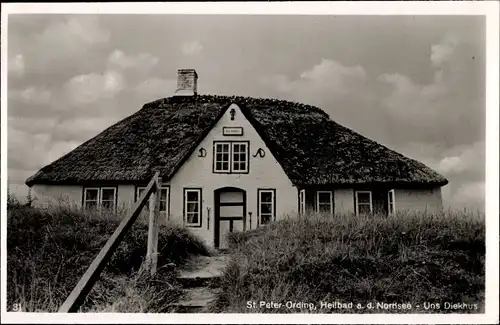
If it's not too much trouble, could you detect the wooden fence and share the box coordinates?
[58,171,162,313]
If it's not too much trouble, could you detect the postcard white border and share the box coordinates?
[1,1,498,324]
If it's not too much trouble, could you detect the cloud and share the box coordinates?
[134,77,177,101]
[10,87,52,106]
[181,40,204,56]
[108,50,159,72]
[259,58,369,105]
[9,54,25,77]
[431,34,460,68]
[63,70,125,106]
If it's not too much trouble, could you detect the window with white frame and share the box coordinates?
[316,191,333,215]
[388,189,396,215]
[184,188,201,227]
[136,186,169,214]
[355,191,372,215]
[83,187,116,211]
[214,141,248,173]
[299,189,306,215]
[258,189,275,225]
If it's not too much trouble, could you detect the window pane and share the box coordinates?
[239,153,246,161]
[319,203,331,213]
[137,188,145,199]
[160,200,167,212]
[240,162,246,171]
[222,162,229,171]
[216,162,222,171]
[318,192,331,204]
[358,204,371,214]
[261,203,272,214]
[187,202,199,213]
[187,213,199,224]
[261,214,271,225]
[357,192,370,204]
[102,200,115,210]
[160,189,168,200]
[102,188,115,201]
[187,191,199,202]
[86,189,98,201]
[223,153,229,161]
[261,192,272,202]
[85,201,97,210]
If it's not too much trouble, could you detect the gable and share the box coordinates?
[169,103,293,187]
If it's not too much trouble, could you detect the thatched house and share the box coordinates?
[26,69,448,248]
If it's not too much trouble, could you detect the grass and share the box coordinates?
[210,210,485,314]
[6,198,210,313]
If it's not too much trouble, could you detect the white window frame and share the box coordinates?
[84,187,100,210]
[232,142,249,173]
[258,189,275,225]
[214,143,231,173]
[355,191,373,215]
[136,186,169,216]
[388,189,396,215]
[316,191,333,215]
[299,189,306,216]
[213,141,249,173]
[100,187,117,211]
[83,187,117,211]
[184,188,202,227]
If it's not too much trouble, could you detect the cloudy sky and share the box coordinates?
[7,14,485,211]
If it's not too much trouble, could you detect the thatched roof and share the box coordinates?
[26,95,448,187]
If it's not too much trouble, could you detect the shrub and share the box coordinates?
[212,210,485,313]
[7,204,209,312]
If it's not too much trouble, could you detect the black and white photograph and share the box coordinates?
[1,2,498,324]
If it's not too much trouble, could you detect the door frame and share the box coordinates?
[214,187,247,248]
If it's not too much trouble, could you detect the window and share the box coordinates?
[299,189,306,215]
[388,189,396,215]
[258,189,275,225]
[316,191,333,215]
[214,141,249,173]
[101,188,116,210]
[184,188,202,227]
[84,188,99,210]
[83,187,116,211]
[214,143,230,172]
[136,186,169,215]
[355,191,372,215]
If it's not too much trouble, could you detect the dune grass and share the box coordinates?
[6,199,210,312]
[211,210,485,313]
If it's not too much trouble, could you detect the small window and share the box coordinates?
[299,189,306,216]
[84,188,99,210]
[83,187,116,211]
[213,141,249,173]
[136,186,169,214]
[356,191,372,215]
[388,189,396,215]
[214,143,230,172]
[184,188,201,227]
[232,142,248,172]
[316,191,333,215]
[258,189,275,225]
[101,187,116,211]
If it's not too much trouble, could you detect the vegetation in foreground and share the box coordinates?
[211,210,485,313]
[7,198,210,312]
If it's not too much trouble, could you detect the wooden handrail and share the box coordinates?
[58,171,160,313]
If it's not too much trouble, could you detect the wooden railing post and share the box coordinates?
[147,176,161,275]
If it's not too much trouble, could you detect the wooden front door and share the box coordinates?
[214,187,246,249]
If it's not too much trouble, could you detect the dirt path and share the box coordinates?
[173,253,229,312]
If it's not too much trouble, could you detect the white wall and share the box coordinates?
[395,187,443,214]
[31,184,83,208]
[334,189,355,215]
[169,103,298,247]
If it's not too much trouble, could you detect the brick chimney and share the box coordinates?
[174,69,198,96]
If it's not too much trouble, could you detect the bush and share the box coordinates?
[211,211,485,313]
[7,204,209,312]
